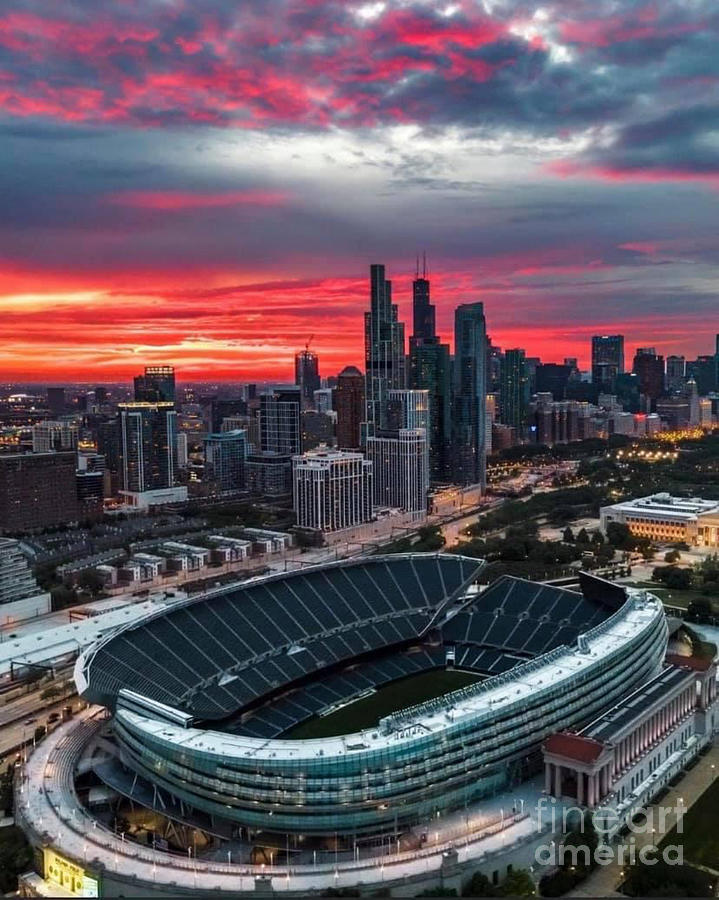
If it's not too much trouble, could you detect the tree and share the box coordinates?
[576,528,590,545]
[498,869,535,896]
[605,521,633,549]
[590,530,604,545]
[462,872,494,897]
[0,827,33,894]
[664,550,681,563]
[562,527,575,543]
[687,597,714,620]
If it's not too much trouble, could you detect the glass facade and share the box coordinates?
[112,600,667,837]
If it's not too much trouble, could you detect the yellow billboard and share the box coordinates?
[43,849,99,897]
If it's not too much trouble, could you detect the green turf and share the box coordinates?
[283,668,482,739]
[660,774,719,868]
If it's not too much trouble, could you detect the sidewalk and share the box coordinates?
[568,743,719,897]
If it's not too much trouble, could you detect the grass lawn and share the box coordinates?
[660,774,719,869]
[283,668,482,740]
[631,582,705,610]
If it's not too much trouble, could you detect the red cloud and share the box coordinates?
[108,190,289,210]
[547,159,719,188]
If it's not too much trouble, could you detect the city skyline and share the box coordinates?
[1,1,718,380]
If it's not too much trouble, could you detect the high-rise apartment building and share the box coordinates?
[365,429,428,513]
[452,303,487,489]
[260,388,302,455]
[335,366,365,450]
[204,429,248,494]
[118,402,186,507]
[134,365,176,403]
[293,448,373,533]
[31,420,79,453]
[295,349,321,408]
[364,264,406,438]
[0,538,51,624]
[500,348,529,439]
[0,451,79,533]
[591,335,624,390]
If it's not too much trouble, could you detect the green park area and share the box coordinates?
[660,775,719,871]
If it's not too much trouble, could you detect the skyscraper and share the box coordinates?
[260,387,302,455]
[632,348,665,407]
[118,401,186,507]
[293,448,373,532]
[452,303,487,489]
[294,348,320,408]
[134,366,176,403]
[666,356,686,392]
[364,264,406,438]
[591,335,624,390]
[335,366,365,449]
[409,254,435,346]
[204,430,248,494]
[46,387,66,418]
[407,261,451,481]
[500,348,529,439]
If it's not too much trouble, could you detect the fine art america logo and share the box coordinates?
[534,798,686,867]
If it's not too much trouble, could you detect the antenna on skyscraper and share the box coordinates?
[415,255,420,278]
[422,250,427,278]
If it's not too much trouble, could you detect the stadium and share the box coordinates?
[72,553,668,847]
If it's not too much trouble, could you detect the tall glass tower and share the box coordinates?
[452,303,487,489]
[363,264,406,439]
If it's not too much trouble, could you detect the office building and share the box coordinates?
[176,432,189,468]
[364,263,406,438]
[687,355,718,396]
[295,349,321,408]
[0,537,51,624]
[633,348,665,406]
[601,493,719,547]
[31,420,79,453]
[313,388,333,414]
[665,355,686,392]
[293,448,373,533]
[246,453,293,496]
[452,303,487,488]
[407,265,451,482]
[499,348,529,438]
[200,396,247,435]
[118,402,186,507]
[46,386,66,417]
[134,365,176,403]
[260,387,301,455]
[535,363,572,400]
[0,451,79,533]
[335,366,365,449]
[591,335,624,390]
[366,428,428,513]
[409,254,434,346]
[204,429,248,493]
[301,411,335,450]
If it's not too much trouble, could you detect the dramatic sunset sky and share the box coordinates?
[1,0,718,381]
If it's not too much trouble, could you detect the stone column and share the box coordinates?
[554,764,562,799]
[577,771,584,806]
[545,762,552,795]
